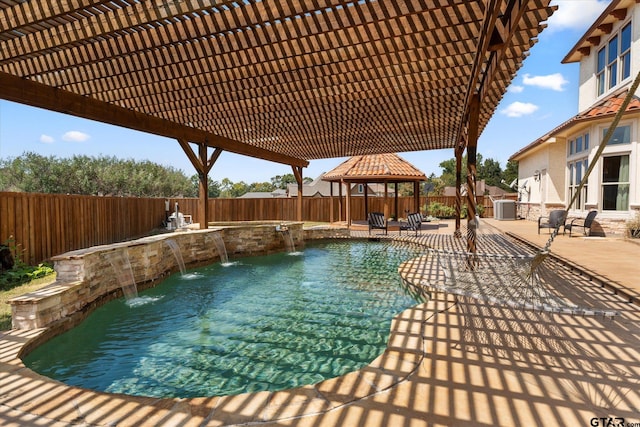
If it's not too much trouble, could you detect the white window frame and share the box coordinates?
[596,21,632,97]
[568,131,590,156]
[601,154,631,211]
[568,158,589,211]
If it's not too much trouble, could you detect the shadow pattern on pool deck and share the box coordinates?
[2,225,640,426]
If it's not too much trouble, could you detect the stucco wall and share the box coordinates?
[578,7,640,111]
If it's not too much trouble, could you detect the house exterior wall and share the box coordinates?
[514,3,640,235]
[578,6,640,111]
[515,140,567,220]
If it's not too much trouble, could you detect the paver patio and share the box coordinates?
[1,219,639,426]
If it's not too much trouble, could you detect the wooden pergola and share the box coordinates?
[0,0,556,248]
[322,153,426,226]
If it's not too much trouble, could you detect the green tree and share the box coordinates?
[0,152,195,197]
[270,173,312,189]
[249,182,276,192]
[503,160,518,191]
[424,173,445,196]
[479,157,503,187]
[438,153,485,187]
[189,175,221,198]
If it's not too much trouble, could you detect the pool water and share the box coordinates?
[24,239,424,398]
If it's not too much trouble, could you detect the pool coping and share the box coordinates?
[3,228,640,425]
[1,234,430,426]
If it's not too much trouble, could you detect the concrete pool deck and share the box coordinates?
[1,220,639,426]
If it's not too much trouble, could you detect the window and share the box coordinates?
[597,22,632,96]
[602,155,630,210]
[568,132,590,156]
[568,158,589,210]
[603,125,631,145]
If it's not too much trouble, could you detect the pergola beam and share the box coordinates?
[0,71,309,169]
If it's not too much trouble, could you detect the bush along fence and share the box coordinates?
[0,192,512,265]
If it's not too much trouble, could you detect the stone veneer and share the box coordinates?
[10,222,349,330]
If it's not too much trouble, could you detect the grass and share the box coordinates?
[0,273,56,331]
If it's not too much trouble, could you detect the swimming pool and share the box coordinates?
[23,239,424,398]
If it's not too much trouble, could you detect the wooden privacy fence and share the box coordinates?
[1,192,514,265]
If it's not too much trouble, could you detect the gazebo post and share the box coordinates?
[346,182,352,227]
[394,182,399,219]
[339,179,344,222]
[383,182,389,219]
[364,182,369,221]
[329,181,334,223]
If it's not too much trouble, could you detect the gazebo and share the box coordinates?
[322,153,426,226]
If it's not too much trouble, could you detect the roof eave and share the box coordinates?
[562,0,627,64]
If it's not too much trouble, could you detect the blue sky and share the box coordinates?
[0,0,610,184]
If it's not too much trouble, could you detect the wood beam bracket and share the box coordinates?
[177,139,221,175]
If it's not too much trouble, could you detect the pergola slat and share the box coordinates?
[0,0,555,166]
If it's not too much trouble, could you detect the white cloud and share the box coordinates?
[509,85,524,93]
[39,134,55,144]
[62,130,90,142]
[547,0,609,32]
[501,102,539,118]
[523,73,569,91]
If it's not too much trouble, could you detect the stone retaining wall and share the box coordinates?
[10,222,334,330]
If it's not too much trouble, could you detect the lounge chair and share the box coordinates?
[537,210,566,234]
[400,212,422,236]
[564,210,598,237]
[367,212,387,235]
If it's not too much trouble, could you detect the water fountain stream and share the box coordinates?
[278,226,302,256]
[164,239,186,275]
[211,233,230,265]
[104,250,138,301]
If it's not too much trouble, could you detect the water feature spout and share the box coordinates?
[277,225,299,254]
[104,250,138,301]
[211,232,229,264]
[164,239,186,275]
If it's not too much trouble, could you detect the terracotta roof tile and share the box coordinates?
[510,89,640,161]
[322,153,426,181]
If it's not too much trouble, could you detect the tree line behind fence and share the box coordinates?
[0,192,515,265]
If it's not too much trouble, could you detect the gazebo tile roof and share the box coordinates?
[322,153,426,182]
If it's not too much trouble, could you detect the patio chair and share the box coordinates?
[367,212,387,235]
[537,210,567,234]
[400,212,422,236]
[564,210,598,237]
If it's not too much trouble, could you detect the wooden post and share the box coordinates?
[466,95,480,253]
[329,181,334,223]
[292,166,303,222]
[345,181,352,227]
[177,139,221,229]
[338,180,344,222]
[383,182,389,219]
[394,182,399,219]
[364,181,369,220]
[198,144,209,227]
[455,147,463,237]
